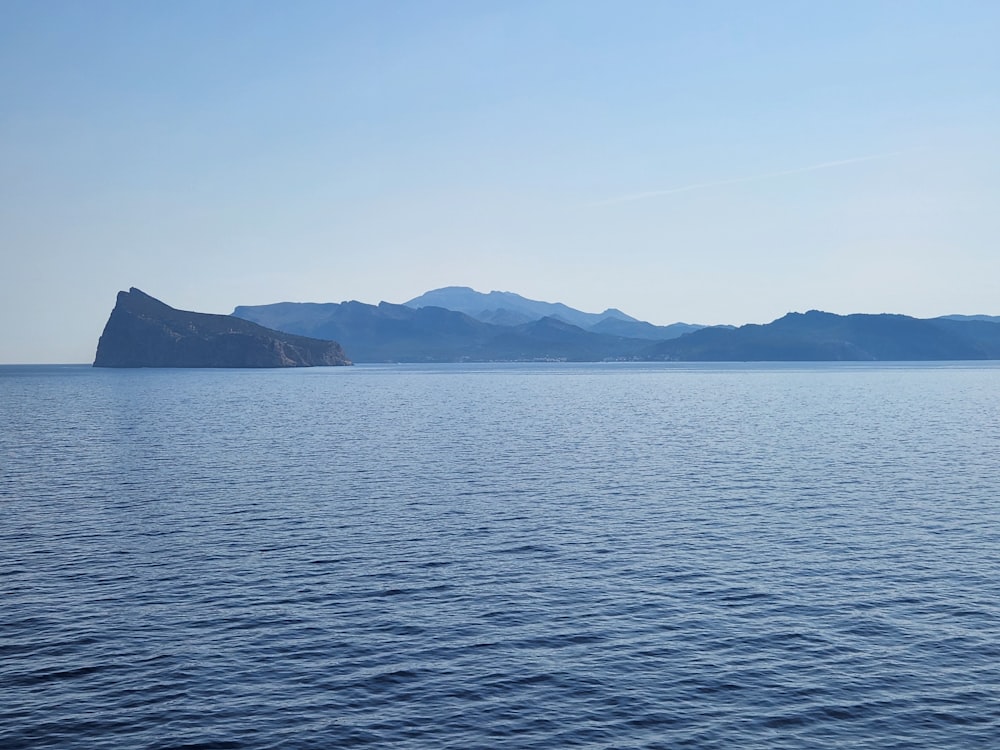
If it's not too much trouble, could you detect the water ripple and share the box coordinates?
[2,363,1000,748]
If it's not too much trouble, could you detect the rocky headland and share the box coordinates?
[94,288,351,368]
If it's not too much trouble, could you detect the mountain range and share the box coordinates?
[231,300,645,362]
[232,287,1000,363]
[646,310,1000,361]
[403,286,703,339]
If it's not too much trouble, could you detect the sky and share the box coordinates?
[2,0,998,363]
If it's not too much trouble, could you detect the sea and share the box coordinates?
[2,362,999,749]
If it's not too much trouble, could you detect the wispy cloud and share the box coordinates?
[591,151,905,207]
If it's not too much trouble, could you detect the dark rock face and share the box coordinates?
[94,288,351,368]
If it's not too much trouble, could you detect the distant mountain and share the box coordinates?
[925,317,1000,355]
[233,300,647,362]
[404,286,636,328]
[232,292,1000,363]
[95,288,351,368]
[403,286,700,340]
[938,314,1000,324]
[587,317,705,340]
[235,301,499,362]
[645,310,1000,361]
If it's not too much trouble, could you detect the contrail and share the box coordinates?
[591,151,904,207]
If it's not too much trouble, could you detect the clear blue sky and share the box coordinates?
[2,0,998,362]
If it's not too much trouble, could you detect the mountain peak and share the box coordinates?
[404,287,646,330]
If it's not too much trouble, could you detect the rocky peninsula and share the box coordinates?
[94,288,351,368]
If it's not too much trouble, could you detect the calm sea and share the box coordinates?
[2,362,1000,749]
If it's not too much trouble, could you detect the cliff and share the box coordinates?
[94,288,351,368]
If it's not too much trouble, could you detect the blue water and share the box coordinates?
[2,362,1000,749]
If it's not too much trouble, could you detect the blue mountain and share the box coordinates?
[232,290,1000,363]
[403,286,699,340]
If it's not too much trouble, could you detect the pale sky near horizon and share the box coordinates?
[2,0,998,363]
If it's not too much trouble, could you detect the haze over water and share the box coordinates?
[3,363,1000,748]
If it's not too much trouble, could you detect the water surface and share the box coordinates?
[2,363,999,748]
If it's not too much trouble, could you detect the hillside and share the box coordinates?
[646,310,1000,361]
[234,291,1000,363]
[233,300,646,362]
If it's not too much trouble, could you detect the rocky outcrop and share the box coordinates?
[94,288,351,368]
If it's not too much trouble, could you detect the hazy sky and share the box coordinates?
[2,1,998,363]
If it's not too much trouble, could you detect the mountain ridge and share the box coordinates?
[645,310,1000,361]
[404,286,642,329]
[234,298,1000,362]
[402,286,704,341]
[233,294,1000,363]
[233,299,645,362]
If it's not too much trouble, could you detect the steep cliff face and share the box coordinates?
[94,288,351,368]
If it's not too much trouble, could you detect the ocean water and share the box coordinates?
[2,362,999,749]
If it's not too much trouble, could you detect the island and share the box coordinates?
[93,288,351,368]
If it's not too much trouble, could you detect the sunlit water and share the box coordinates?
[2,362,1000,749]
